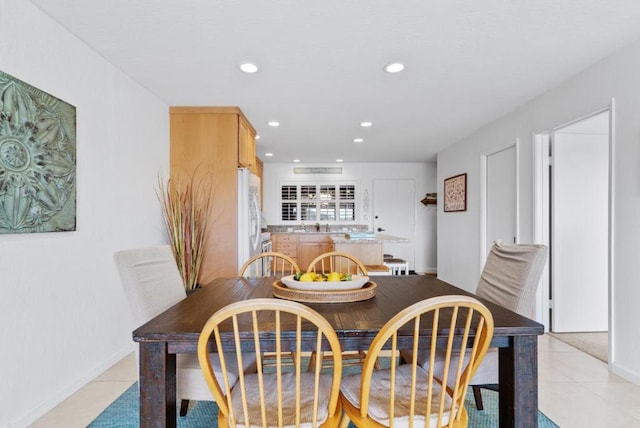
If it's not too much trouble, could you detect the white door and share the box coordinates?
[373,179,415,269]
[486,146,517,254]
[551,127,609,332]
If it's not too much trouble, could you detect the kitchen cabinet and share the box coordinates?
[238,116,256,171]
[169,106,260,283]
[272,233,335,272]
[272,234,298,272]
[297,234,334,271]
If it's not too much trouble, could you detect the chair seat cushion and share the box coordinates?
[177,352,257,401]
[230,371,333,428]
[400,347,499,387]
[340,364,454,428]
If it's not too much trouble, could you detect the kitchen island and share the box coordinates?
[331,233,409,267]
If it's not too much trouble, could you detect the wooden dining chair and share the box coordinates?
[339,295,494,428]
[306,251,373,372]
[239,252,301,370]
[307,251,369,276]
[114,245,257,416]
[197,298,343,428]
[239,251,300,278]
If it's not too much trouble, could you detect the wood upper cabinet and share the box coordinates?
[169,106,257,283]
[238,116,256,171]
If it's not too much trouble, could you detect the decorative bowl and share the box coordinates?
[280,274,369,291]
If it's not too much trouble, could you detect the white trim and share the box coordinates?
[607,99,616,367]
[12,346,134,427]
[533,133,550,329]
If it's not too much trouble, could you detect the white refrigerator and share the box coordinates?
[237,168,262,271]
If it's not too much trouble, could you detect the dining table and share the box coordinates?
[133,274,544,428]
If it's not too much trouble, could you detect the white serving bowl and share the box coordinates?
[280,274,369,291]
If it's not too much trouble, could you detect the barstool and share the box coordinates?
[384,258,409,275]
[364,264,392,276]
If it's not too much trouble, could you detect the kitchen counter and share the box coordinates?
[331,233,409,266]
[330,233,409,244]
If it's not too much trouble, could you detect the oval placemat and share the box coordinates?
[272,280,376,303]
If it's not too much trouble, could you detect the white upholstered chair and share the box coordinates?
[114,245,257,416]
[401,241,548,410]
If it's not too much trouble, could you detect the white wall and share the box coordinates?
[437,38,640,383]
[262,162,437,273]
[0,1,169,425]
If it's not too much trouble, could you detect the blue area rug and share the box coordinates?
[89,382,558,427]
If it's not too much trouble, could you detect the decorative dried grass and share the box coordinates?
[157,173,213,290]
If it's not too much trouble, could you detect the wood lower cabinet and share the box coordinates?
[272,233,334,273]
[272,234,298,273]
[297,234,334,272]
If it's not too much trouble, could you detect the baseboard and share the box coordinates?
[10,345,134,428]
[609,360,640,385]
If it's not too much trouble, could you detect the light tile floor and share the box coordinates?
[30,334,640,427]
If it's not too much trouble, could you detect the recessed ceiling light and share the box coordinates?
[255,134,261,139]
[268,121,280,127]
[264,152,273,157]
[336,159,344,163]
[239,62,259,73]
[384,62,405,73]
[360,121,373,127]
[353,138,364,143]
[293,159,300,163]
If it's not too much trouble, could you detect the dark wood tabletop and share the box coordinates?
[133,275,544,428]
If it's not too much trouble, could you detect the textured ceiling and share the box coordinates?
[31,0,640,163]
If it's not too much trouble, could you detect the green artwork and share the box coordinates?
[0,70,76,234]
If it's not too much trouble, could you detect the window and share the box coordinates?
[280,183,356,223]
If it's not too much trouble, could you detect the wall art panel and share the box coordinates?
[0,70,76,234]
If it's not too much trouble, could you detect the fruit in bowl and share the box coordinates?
[280,272,368,291]
[294,271,353,282]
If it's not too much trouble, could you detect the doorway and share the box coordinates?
[481,143,518,261]
[372,179,416,270]
[534,108,611,359]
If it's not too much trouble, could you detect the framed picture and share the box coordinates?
[443,173,467,212]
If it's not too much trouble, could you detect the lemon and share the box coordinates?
[327,272,341,282]
[299,273,314,282]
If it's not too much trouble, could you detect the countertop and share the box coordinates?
[331,233,409,244]
[268,230,408,243]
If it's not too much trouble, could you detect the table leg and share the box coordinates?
[498,335,538,428]
[139,342,177,428]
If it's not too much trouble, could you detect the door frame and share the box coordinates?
[532,102,615,363]
[480,140,519,266]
